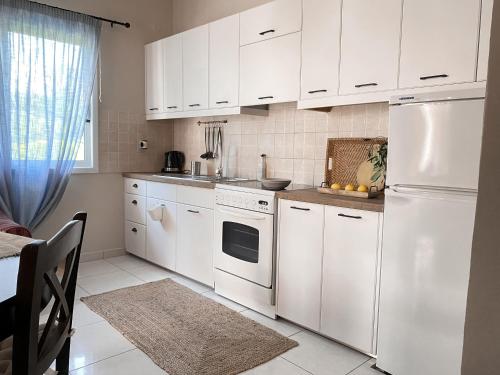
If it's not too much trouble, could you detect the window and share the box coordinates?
[74,87,99,173]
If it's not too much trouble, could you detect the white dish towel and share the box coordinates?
[148,205,165,222]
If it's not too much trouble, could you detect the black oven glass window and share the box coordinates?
[222,222,259,263]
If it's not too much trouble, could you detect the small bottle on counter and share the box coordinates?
[258,154,267,181]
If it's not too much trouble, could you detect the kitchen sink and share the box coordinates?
[152,174,250,183]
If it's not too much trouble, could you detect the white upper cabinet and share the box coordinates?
[339,0,402,95]
[399,0,482,88]
[163,34,183,113]
[301,0,342,100]
[145,40,164,115]
[240,0,302,46]
[477,0,494,81]
[240,32,301,106]
[182,25,209,111]
[209,15,240,109]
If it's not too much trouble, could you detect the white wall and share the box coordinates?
[32,0,174,261]
[172,0,272,33]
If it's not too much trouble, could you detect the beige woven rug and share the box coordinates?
[0,232,34,260]
[81,279,298,375]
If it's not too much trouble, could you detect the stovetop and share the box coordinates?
[216,180,311,196]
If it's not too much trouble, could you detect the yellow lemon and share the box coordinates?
[357,184,368,193]
[330,183,342,190]
[345,184,355,191]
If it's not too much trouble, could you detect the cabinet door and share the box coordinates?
[145,40,164,115]
[164,34,183,113]
[321,207,381,354]
[176,204,214,286]
[209,15,240,109]
[277,200,324,330]
[301,0,342,100]
[339,0,402,95]
[125,221,146,259]
[399,0,481,88]
[240,33,301,106]
[240,0,302,46]
[146,198,177,270]
[477,0,494,81]
[183,25,209,111]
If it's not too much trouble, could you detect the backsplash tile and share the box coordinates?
[173,102,388,186]
[99,110,173,173]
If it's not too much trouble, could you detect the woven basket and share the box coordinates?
[323,138,387,187]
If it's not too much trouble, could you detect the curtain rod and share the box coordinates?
[30,1,131,28]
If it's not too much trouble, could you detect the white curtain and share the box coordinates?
[0,0,101,230]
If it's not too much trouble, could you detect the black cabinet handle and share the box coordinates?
[259,29,275,36]
[338,213,362,220]
[131,227,137,233]
[167,106,177,109]
[131,200,137,205]
[354,83,378,88]
[148,107,159,111]
[216,101,229,104]
[258,96,274,100]
[308,89,328,94]
[420,74,448,81]
[132,184,138,188]
[187,209,200,214]
[291,206,310,212]
[189,104,201,107]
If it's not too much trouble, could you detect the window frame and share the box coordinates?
[73,85,99,174]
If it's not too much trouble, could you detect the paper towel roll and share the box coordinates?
[148,205,164,221]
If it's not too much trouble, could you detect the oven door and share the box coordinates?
[214,204,274,288]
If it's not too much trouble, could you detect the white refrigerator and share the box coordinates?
[377,90,485,375]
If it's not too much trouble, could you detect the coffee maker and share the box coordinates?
[161,151,185,173]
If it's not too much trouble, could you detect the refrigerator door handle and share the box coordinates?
[391,185,477,196]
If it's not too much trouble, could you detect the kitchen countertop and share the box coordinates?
[122,172,217,189]
[276,188,385,212]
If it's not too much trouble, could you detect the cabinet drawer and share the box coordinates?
[124,194,146,224]
[240,0,302,46]
[177,186,214,209]
[125,221,146,258]
[240,33,301,106]
[124,178,146,196]
[147,181,177,202]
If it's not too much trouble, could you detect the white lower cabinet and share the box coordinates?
[176,204,214,286]
[125,221,146,258]
[277,200,324,331]
[277,199,383,355]
[146,198,177,270]
[321,206,382,354]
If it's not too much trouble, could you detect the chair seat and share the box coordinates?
[0,325,58,375]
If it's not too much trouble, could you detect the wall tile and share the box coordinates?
[172,102,388,186]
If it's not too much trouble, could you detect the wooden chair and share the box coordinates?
[0,212,87,375]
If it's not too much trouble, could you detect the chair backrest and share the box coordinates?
[12,212,87,375]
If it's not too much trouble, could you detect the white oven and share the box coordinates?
[214,204,274,287]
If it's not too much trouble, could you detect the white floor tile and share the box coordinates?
[77,270,144,295]
[170,275,212,294]
[281,331,369,375]
[202,291,248,312]
[241,357,310,375]
[72,304,105,328]
[105,255,151,272]
[70,349,167,375]
[69,321,135,371]
[241,310,303,337]
[78,260,121,279]
[348,359,378,375]
[125,263,175,283]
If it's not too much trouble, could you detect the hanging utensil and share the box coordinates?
[200,126,209,159]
